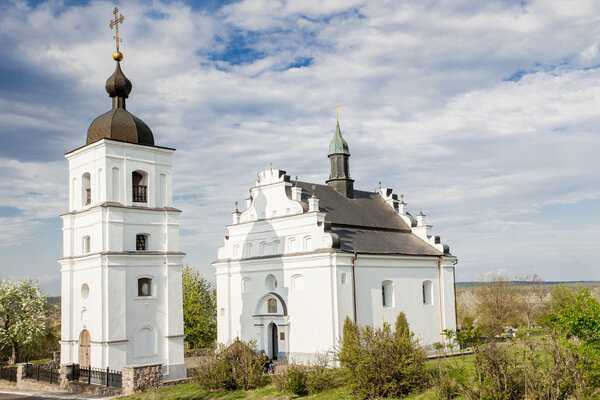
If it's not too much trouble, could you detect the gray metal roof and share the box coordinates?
[296,181,443,256]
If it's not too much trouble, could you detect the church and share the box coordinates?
[58,9,186,380]
[214,117,457,361]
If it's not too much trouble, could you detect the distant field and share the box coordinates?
[456,280,600,293]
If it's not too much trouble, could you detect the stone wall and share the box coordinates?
[122,364,163,395]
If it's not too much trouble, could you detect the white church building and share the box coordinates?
[215,120,457,361]
[58,48,186,380]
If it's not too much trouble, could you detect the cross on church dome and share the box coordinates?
[86,8,154,146]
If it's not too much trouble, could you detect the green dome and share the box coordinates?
[328,121,350,156]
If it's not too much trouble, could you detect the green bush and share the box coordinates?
[305,352,342,393]
[337,313,427,399]
[193,339,266,391]
[274,352,342,396]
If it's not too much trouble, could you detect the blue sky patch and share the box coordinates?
[0,207,21,217]
[286,57,313,69]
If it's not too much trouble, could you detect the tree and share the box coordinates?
[0,279,48,364]
[545,286,600,389]
[517,273,548,329]
[474,273,521,336]
[182,266,217,349]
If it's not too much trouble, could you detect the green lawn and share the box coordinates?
[120,382,443,400]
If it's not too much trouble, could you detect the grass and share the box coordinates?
[120,382,355,400]
[121,354,478,400]
[120,383,440,400]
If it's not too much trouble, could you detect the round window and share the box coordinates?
[81,283,89,299]
[265,274,277,290]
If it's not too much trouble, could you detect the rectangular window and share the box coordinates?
[136,234,147,251]
[138,278,152,296]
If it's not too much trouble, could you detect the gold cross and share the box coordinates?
[109,7,125,51]
[334,101,342,121]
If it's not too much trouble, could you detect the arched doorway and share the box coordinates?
[268,323,278,360]
[79,330,91,367]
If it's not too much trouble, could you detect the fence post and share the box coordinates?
[37,364,40,381]
[106,366,109,387]
[50,369,53,385]
[88,365,91,385]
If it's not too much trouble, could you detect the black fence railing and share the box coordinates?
[72,364,122,388]
[25,363,59,385]
[132,185,147,202]
[0,366,17,382]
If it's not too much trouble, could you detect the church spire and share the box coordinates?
[326,102,354,198]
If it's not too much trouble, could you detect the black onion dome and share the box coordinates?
[86,108,154,145]
[105,62,132,98]
[86,61,154,146]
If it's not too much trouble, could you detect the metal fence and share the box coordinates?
[72,365,122,388]
[0,366,17,382]
[25,363,60,385]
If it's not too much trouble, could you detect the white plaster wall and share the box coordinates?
[215,168,457,362]
[61,139,185,379]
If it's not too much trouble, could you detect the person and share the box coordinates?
[262,352,271,374]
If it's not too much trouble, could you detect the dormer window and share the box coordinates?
[138,278,152,297]
[132,171,147,203]
[136,234,148,251]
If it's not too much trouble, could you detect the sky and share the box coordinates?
[1,0,599,296]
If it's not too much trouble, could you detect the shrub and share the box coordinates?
[274,352,342,396]
[305,351,342,393]
[337,313,427,399]
[193,339,266,391]
[431,331,596,400]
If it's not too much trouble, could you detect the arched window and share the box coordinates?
[111,167,120,202]
[136,234,148,251]
[82,172,91,206]
[246,243,253,257]
[292,274,304,291]
[138,278,152,297]
[268,298,277,313]
[159,173,167,207]
[132,171,147,203]
[288,237,296,253]
[135,326,156,357]
[382,280,394,307]
[233,244,240,258]
[422,280,433,305]
[241,278,252,293]
[265,274,277,290]
[303,236,311,251]
[82,236,90,254]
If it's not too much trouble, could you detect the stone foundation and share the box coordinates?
[122,364,163,395]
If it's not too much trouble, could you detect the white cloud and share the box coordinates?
[1,0,600,285]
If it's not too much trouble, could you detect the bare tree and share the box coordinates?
[474,273,521,336]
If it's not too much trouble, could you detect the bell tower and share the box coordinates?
[58,8,186,380]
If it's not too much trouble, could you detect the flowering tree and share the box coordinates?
[0,279,48,364]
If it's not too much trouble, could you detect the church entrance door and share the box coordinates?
[268,323,278,360]
[79,330,91,367]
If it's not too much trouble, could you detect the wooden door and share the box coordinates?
[79,330,90,367]
[270,323,278,360]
